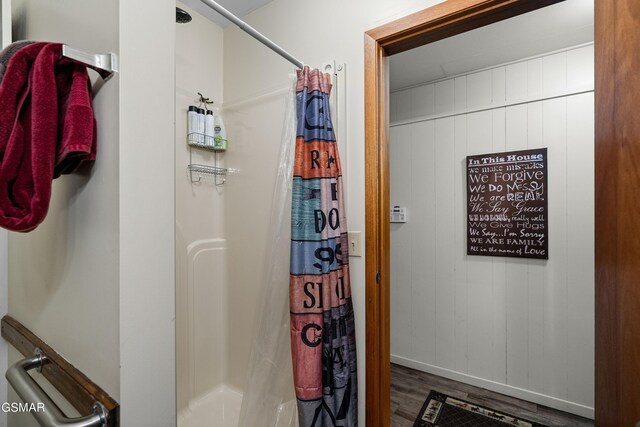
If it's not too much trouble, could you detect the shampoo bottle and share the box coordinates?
[197,107,206,144]
[188,106,198,144]
[213,111,227,151]
[205,110,215,147]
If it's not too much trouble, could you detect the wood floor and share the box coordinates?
[390,363,594,427]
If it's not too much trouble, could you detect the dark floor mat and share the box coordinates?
[414,390,549,427]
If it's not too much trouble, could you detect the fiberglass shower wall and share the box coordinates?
[175,2,227,414]
[176,4,316,426]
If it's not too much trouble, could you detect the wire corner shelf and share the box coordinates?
[187,132,235,185]
[187,163,239,185]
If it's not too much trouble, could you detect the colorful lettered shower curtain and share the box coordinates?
[290,67,358,427]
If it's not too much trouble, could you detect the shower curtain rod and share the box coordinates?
[199,0,305,69]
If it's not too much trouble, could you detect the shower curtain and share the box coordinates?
[238,75,299,427]
[289,67,358,427]
[238,67,357,427]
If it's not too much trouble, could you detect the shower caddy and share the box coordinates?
[186,92,235,185]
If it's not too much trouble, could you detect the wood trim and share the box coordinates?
[364,1,586,426]
[1,315,119,426]
[366,0,563,55]
[595,0,640,425]
[378,46,392,427]
[594,0,617,424]
[364,32,385,427]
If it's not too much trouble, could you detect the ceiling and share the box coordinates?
[180,0,273,27]
[390,0,593,91]
[179,0,592,91]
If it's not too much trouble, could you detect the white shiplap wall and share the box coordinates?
[389,44,594,418]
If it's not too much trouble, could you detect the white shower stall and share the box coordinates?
[174,3,293,425]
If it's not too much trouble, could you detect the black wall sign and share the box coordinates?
[466,148,548,259]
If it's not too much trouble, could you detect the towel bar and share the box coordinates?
[61,45,118,81]
[6,350,108,427]
[1,316,119,426]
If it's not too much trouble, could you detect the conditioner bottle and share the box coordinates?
[213,110,228,152]
[205,110,215,147]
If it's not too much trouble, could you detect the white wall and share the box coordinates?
[223,1,449,422]
[119,0,176,425]
[4,1,177,426]
[0,230,6,426]
[7,2,120,423]
[1,0,10,47]
[389,44,594,417]
[174,2,226,413]
[0,6,10,426]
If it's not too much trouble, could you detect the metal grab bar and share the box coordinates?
[6,350,108,427]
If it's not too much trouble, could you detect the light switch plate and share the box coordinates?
[348,231,362,257]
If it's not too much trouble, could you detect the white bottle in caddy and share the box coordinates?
[187,106,198,144]
[196,107,206,144]
[204,110,215,147]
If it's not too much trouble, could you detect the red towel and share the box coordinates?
[0,42,96,232]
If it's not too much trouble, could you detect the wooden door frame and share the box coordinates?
[365,0,640,425]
